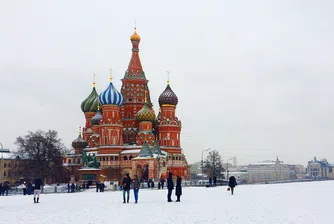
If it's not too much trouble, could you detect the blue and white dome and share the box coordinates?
[99,82,124,106]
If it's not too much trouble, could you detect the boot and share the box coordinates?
[34,198,36,203]
[37,198,39,203]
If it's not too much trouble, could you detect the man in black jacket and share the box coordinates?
[34,178,43,203]
[122,173,131,203]
[228,176,237,195]
[167,172,174,202]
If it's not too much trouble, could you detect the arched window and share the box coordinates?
[104,136,108,145]
[124,156,128,161]
[129,155,133,160]
[69,159,72,163]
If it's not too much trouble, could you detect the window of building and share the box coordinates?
[4,171,6,177]
[124,156,128,161]
[4,163,6,168]
[129,156,133,160]
[15,163,18,167]
[69,159,72,163]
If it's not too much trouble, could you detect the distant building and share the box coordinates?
[306,157,330,179]
[0,152,24,185]
[288,164,306,179]
[248,157,290,184]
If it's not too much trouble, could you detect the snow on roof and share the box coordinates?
[120,149,141,154]
[1,152,15,159]
[249,162,276,165]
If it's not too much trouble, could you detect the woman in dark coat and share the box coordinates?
[175,175,182,202]
[228,176,237,195]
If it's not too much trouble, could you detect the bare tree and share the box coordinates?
[204,150,225,178]
[10,130,70,183]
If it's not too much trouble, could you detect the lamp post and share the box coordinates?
[201,148,211,179]
[0,142,10,183]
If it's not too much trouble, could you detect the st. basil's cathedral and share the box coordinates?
[63,28,190,182]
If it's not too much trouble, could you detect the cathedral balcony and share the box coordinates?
[99,161,120,166]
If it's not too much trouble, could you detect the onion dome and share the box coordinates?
[99,77,124,106]
[90,108,102,125]
[72,134,88,149]
[136,102,156,122]
[137,141,153,158]
[130,28,141,41]
[158,82,178,106]
[81,87,99,112]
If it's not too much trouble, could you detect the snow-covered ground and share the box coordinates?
[0,181,333,224]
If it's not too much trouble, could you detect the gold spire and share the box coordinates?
[97,104,100,111]
[159,108,161,112]
[78,126,82,136]
[167,70,170,85]
[109,69,113,82]
[130,25,141,41]
[93,73,96,87]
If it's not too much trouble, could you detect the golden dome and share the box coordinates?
[130,28,141,41]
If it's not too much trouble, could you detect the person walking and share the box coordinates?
[132,174,140,203]
[213,176,217,187]
[160,178,165,189]
[3,182,9,196]
[175,175,182,202]
[23,182,27,195]
[71,183,75,193]
[167,172,174,202]
[122,173,131,203]
[0,183,3,196]
[228,176,237,195]
[67,182,70,193]
[96,181,100,192]
[33,178,43,203]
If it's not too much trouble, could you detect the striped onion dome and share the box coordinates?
[81,87,99,112]
[72,135,88,149]
[136,102,156,122]
[99,82,124,106]
[158,84,178,106]
[90,110,102,125]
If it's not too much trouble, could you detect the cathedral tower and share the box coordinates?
[158,79,182,153]
[121,28,152,144]
[98,74,124,148]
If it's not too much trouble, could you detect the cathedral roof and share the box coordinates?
[72,134,88,149]
[90,108,102,125]
[158,82,178,106]
[135,101,156,122]
[124,28,146,80]
[81,86,99,113]
[152,141,163,155]
[99,78,124,106]
[137,141,153,158]
[130,28,141,41]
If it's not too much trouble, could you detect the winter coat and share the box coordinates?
[167,173,174,190]
[122,176,132,191]
[133,178,140,189]
[34,179,42,190]
[228,176,237,188]
[175,176,182,196]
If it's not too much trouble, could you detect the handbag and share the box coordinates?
[227,187,230,191]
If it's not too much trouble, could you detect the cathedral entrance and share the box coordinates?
[136,165,143,179]
[142,164,149,182]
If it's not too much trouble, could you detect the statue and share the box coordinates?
[82,151,100,168]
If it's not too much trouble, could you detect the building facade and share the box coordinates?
[63,29,189,182]
[306,157,330,179]
[247,158,290,183]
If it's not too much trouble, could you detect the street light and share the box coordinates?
[201,148,211,179]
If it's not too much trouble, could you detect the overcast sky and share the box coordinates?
[1,0,333,166]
